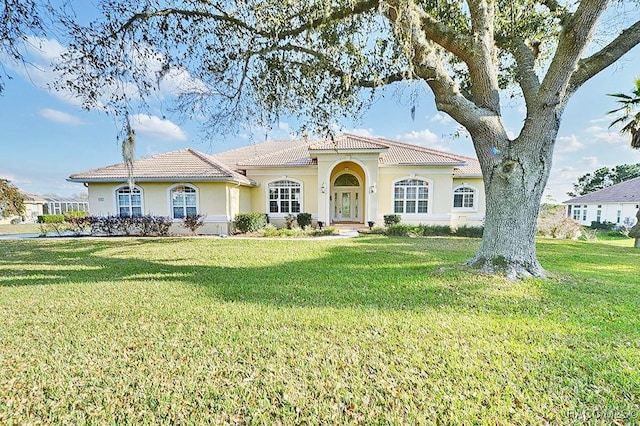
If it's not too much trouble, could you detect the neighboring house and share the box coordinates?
[68,134,485,234]
[563,176,640,226]
[0,193,90,224]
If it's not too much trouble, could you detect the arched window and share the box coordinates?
[171,185,198,219]
[116,186,142,217]
[453,186,476,209]
[268,180,301,214]
[394,179,428,214]
[334,173,360,187]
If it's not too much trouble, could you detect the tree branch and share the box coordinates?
[506,38,541,110]
[538,0,608,109]
[568,19,640,95]
[465,0,501,112]
[247,42,407,88]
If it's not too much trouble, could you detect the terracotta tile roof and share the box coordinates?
[563,176,640,204]
[451,155,482,176]
[213,133,481,176]
[68,148,256,185]
[309,134,390,151]
[375,138,467,166]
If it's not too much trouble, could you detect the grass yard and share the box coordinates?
[0,223,42,235]
[0,236,638,424]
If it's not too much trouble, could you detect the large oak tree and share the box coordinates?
[58,0,640,278]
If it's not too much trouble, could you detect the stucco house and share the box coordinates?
[68,134,485,234]
[563,176,640,227]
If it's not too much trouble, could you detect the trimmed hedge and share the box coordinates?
[37,214,66,223]
[234,212,268,233]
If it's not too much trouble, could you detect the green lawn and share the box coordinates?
[0,236,638,424]
[0,223,41,235]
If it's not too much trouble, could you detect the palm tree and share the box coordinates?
[608,78,640,149]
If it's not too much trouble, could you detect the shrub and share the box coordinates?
[384,214,401,226]
[296,212,312,229]
[589,221,615,230]
[385,224,415,236]
[285,215,297,229]
[311,227,338,236]
[537,206,582,239]
[182,214,206,234]
[87,215,172,236]
[415,224,452,236]
[64,215,90,236]
[234,212,268,233]
[454,225,484,238]
[37,214,65,223]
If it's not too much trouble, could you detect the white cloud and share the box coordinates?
[339,127,377,138]
[582,156,599,168]
[278,121,291,133]
[39,108,86,125]
[398,129,439,145]
[130,114,187,141]
[429,112,454,124]
[555,134,584,153]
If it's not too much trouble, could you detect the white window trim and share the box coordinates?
[391,176,433,216]
[167,183,200,221]
[114,184,144,217]
[265,178,304,218]
[333,171,362,188]
[452,184,478,212]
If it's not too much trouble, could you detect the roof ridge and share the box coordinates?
[187,148,242,176]
[377,137,468,163]
[237,139,317,165]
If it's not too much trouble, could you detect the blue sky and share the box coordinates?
[1,5,640,202]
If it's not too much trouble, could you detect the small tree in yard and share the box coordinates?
[58,0,640,279]
[0,179,25,219]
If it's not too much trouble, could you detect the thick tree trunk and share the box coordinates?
[467,135,554,280]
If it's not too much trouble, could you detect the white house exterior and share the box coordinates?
[563,176,640,227]
[68,134,486,234]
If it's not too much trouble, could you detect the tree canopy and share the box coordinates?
[0,179,25,218]
[568,163,640,197]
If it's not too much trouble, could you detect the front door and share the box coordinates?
[333,190,361,222]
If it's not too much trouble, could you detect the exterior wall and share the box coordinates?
[244,167,319,228]
[377,166,454,226]
[87,181,241,235]
[566,202,640,227]
[451,177,486,227]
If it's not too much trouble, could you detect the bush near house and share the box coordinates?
[88,215,172,236]
[375,224,482,238]
[296,213,312,229]
[589,221,616,230]
[234,212,269,233]
[383,214,401,226]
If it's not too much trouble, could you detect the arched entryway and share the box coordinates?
[330,162,365,224]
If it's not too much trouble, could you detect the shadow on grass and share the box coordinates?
[1,237,638,320]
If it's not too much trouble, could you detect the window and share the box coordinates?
[582,205,587,221]
[268,180,301,214]
[116,186,142,217]
[171,185,198,219]
[596,205,602,223]
[617,210,622,224]
[394,179,428,214]
[453,187,476,209]
[334,173,359,187]
[572,205,581,221]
